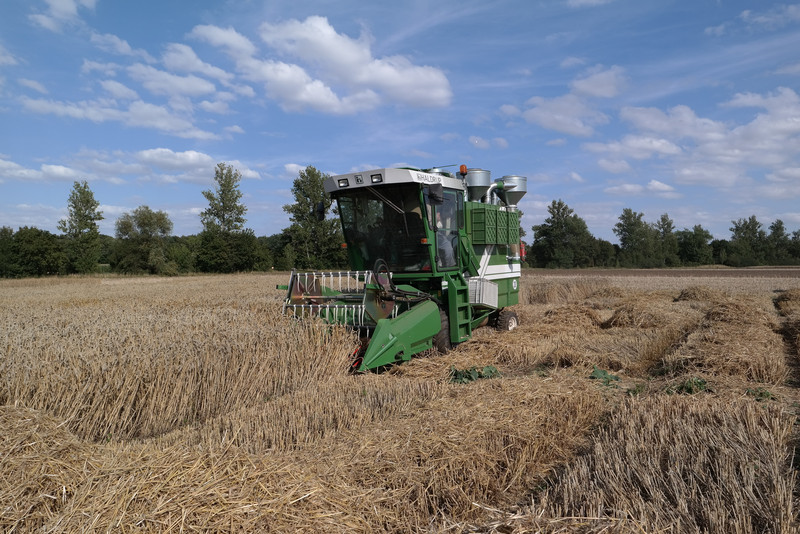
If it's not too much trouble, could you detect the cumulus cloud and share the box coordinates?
[260,16,451,108]
[29,0,96,32]
[570,65,627,98]
[584,135,682,160]
[91,33,155,62]
[523,93,609,136]
[604,180,679,199]
[100,80,139,100]
[469,136,491,149]
[560,56,585,68]
[598,158,631,173]
[0,155,92,183]
[191,17,451,114]
[136,148,215,170]
[127,64,216,97]
[517,66,623,137]
[162,43,232,83]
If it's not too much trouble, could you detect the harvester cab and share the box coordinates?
[281,165,526,372]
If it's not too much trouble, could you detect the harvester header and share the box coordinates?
[281,165,526,372]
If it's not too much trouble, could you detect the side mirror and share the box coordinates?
[315,200,326,221]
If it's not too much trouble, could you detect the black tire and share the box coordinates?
[495,309,519,331]
[432,309,451,353]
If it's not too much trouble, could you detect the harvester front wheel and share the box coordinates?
[432,309,451,353]
[495,309,519,331]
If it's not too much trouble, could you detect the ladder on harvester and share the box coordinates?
[445,273,472,343]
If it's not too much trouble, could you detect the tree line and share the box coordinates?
[0,163,347,278]
[527,199,800,268]
[3,167,800,278]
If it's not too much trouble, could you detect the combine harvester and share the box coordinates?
[281,165,526,372]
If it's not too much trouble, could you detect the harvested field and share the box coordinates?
[1,269,800,532]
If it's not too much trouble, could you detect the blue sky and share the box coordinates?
[2,0,800,242]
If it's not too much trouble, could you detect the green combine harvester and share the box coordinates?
[281,164,526,372]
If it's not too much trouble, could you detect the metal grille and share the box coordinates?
[467,277,498,308]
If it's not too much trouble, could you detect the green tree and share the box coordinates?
[12,227,66,276]
[613,208,658,267]
[728,215,766,266]
[530,199,595,268]
[676,225,713,265]
[282,165,347,269]
[196,163,259,273]
[654,213,680,266]
[113,206,173,274]
[766,219,792,264]
[201,163,247,233]
[58,180,104,273]
[791,230,800,262]
[0,226,15,277]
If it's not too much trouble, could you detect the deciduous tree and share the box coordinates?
[282,165,347,269]
[200,163,247,233]
[530,200,595,268]
[114,206,173,274]
[58,180,103,273]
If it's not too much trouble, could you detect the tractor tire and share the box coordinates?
[432,309,451,353]
[495,309,519,331]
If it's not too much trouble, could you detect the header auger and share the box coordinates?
[280,165,526,372]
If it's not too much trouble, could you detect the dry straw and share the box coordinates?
[530,396,795,534]
[2,272,799,532]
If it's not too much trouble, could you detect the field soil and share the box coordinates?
[2,269,800,532]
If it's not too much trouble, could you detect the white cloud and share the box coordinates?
[469,136,491,149]
[100,80,138,100]
[190,25,258,59]
[739,5,800,30]
[199,99,229,114]
[620,105,727,143]
[704,23,728,37]
[284,163,305,177]
[28,0,96,32]
[499,104,520,117]
[585,135,682,160]
[224,125,245,135]
[560,56,585,68]
[523,93,608,136]
[191,17,451,114]
[127,64,216,97]
[605,180,679,199]
[136,148,215,171]
[21,96,218,140]
[162,43,234,85]
[0,45,18,66]
[81,60,119,76]
[604,183,644,195]
[570,65,627,98]
[18,78,48,94]
[260,16,451,108]
[647,179,681,198]
[597,158,631,173]
[493,137,509,149]
[776,62,800,75]
[569,171,585,183]
[91,33,155,62]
